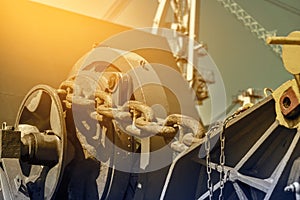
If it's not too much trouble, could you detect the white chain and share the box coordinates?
[219,123,226,200]
[219,114,236,199]
[204,116,235,200]
[205,129,213,200]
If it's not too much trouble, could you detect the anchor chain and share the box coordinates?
[57,81,206,152]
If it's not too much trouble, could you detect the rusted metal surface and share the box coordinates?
[0,129,21,159]
[279,87,300,117]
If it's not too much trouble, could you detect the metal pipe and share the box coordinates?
[266,37,300,45]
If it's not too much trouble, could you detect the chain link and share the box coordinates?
[219,124,226,200]
[205,129,213,200]
[219,113,236,200]
[203,115,236,200]
[205,122,224,200]
[57,83,205,143]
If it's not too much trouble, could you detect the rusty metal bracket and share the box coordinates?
[273,79,300,129]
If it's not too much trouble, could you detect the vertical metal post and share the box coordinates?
[187,0,196,82]
[152,0,169,34]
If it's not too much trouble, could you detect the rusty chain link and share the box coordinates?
[57,82,206,150]
[164,114,206,152]
[57,79,74,109]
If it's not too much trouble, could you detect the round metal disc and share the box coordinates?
[15,84,67,199]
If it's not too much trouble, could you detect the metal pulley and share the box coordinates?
[0,85,68,200]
